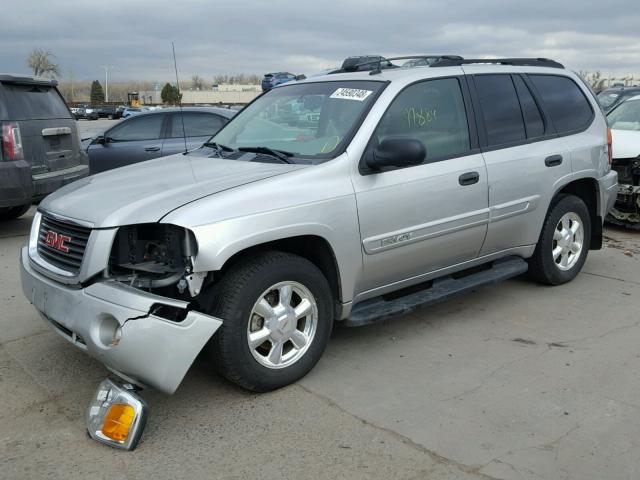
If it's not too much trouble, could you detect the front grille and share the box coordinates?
[37,214,91,274]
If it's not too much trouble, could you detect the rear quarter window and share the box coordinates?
[529,75,593,134]
[2,84,71,120]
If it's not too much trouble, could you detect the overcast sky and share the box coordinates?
[2,0,639,82]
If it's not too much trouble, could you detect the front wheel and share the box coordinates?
[528,195,591,285]
[207,251,333,392]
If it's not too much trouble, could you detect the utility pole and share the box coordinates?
[101,65,114,102]
[68,70,75,102]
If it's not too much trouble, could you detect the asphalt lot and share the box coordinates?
[1,126,639,479]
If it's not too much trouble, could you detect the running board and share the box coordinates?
[345,256,528,327]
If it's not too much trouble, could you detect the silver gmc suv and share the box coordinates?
[21,56,618,398]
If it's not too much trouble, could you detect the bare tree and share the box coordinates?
[191,74,205,90]
[27,48,60,78]
[213,74,228,85]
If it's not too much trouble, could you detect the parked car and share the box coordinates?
[0,74,89,220]
[73,105,99,120]
[598,86,640,113]
[121,107,145,118]
[261,72,297,91]
[85,107,236,174]
[95,105,122,120]
[20,55,617,449]
[606,95,640,228]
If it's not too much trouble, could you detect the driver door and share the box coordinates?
[87,113,167,174]
[351,77,489,295]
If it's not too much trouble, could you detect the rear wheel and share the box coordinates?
[208,251,333,392]
[0,204,30,221]
[528,195,591,285]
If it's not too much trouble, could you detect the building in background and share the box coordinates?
[139,84,261,105]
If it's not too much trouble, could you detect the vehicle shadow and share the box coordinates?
[0,205,35,238]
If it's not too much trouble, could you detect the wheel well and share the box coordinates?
[218,235,342,311]
[556,178,602,249]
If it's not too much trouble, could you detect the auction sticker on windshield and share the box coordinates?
[330,88,373,101]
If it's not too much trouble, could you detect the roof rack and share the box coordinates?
[328,55,465,75]
[429,57,564,69]
[327,55,564,77]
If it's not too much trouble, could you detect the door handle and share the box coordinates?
[459,171,480,186]
[545,154,563,167]
[145,146,161,152]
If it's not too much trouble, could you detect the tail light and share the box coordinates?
[607,127,613,166]
[1,122,24,161]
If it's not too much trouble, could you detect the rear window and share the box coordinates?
[170,113,225,138]
[2,83,72,120]
[529,75,593,134]
[475,74,526,146]
[513,76,545,138]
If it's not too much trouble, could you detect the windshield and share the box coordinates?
[210,80,384,161]
[607,99,640,131]
[598,92,620,109]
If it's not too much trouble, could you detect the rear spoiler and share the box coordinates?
[0,74,58,87]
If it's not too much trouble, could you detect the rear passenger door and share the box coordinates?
[161,112,227,156]
[467,71,574,256]
[352,77,489,295]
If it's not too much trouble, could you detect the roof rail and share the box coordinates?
[429,57,564,69]
[328,55,465,75]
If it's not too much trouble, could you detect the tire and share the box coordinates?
[0,204,30,221]
[207,251,333,392]
[528,195,591,285]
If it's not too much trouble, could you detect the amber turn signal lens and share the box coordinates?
[101,403,135,441]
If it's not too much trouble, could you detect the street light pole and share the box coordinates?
[101,65,114,102]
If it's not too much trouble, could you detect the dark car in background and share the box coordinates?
[72,105,99,120]
[0,74,88,220]
[261,72,296,92]
[95,105,123,120]
[598,86,640,113]
[85,106,236,174]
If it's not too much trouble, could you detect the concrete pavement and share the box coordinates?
[1,206,638,480]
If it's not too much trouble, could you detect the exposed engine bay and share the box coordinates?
[108,223,209,298]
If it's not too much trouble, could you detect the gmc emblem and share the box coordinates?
[44,231,71,253]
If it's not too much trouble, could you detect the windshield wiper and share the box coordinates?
[238,146,295,164]
[202,142,235,157]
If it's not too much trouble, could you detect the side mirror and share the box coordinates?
[366,137,426,170]
[94,135,114,145]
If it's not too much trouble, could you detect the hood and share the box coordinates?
[611,129,640,159]
[40,153,304,228]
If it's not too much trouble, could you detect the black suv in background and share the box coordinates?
[0,74,89,220]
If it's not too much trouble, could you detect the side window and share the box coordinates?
[170,113,225,138]
[108,114,164,142]
[373,78,471,162]
[474,75,526,146]
[529,75,593,133]
[513,76,545,138]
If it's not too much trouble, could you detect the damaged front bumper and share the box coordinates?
[607,183,640,228]
[20,246,222,394]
